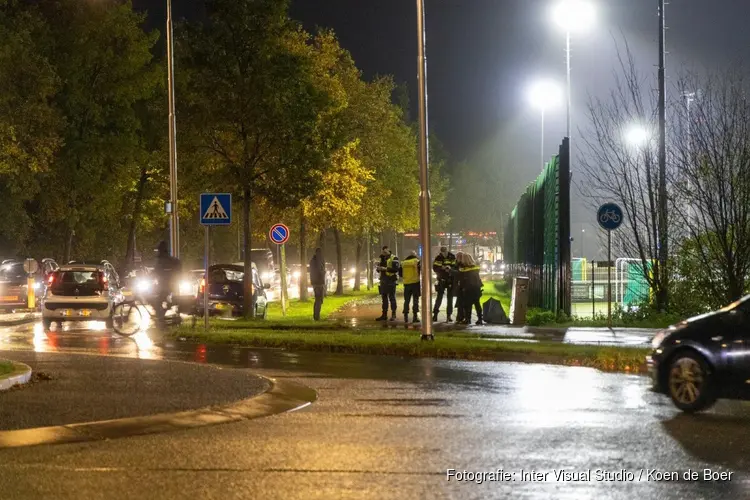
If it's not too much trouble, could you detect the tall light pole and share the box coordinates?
[416,0,433,341]
[528,79,563,168]
[166,0,179,258]
[657,0,668,312]
[552,0,595,139]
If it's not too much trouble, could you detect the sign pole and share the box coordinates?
[280,243,288,315]
[607,230,612,328]
[591,260,595,319]
[204,225,209,331]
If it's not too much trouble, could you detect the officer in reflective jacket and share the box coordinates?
[432,246,456,322]
[457,253,483,325]
[399,250,421,323]
[375,246,399,321]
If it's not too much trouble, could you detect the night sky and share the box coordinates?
[134,0,750,247]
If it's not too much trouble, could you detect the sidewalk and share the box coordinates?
[329,296,657,347]
[0,350,269,431]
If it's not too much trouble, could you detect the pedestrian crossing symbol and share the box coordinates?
[200,193,232,226]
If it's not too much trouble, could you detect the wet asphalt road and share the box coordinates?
[1,320,750,499]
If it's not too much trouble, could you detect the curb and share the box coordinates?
[0,375,317,448]
[0,360,32,391]
[0,314,39,327]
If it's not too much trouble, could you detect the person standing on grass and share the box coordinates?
[375,245,399,321]
[432,246,457,322]
[399,250,421,323]
[309,247,326,321]
[458,253,484,325]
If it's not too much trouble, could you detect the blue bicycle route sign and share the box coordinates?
[597,203,623,231]
[200,193,232,226]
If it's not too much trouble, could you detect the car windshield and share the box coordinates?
[211,269,244,283]
[0,263,24,281]
[60,271,100,285]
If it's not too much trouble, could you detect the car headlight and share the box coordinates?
[293,271,301,279]
[135,279,152,293]
[178,280,192,296]
[33,282,41,290]
[263,272,274,281]
[350,267,356,274]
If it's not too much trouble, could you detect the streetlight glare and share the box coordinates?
[625,125,651,147]
[528,80,563,110]
[553,0,596,33]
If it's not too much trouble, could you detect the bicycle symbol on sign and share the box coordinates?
[599,209,621,224]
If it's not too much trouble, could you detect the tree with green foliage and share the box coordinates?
[178,0,343,317]
[0,1,61,256]
[23,0,161,262]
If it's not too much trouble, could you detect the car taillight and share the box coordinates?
[100,273,109,291]
[47,274,55,286]
[199,278,205,294]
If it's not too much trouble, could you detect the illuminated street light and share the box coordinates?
[625,124,651,148]
[551,0,595,139]
[528,80,563,168]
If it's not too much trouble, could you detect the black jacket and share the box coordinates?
[433,252,457,282]
[378,252,399,285]
[309,254,325,286]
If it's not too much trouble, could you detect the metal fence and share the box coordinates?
[570,258,651,318]
[504,138,571,316]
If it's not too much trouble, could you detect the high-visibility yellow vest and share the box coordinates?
[386,255,398,277]
[402,258,420,285]
[459,265,481,272]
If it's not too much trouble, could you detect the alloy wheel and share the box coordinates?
[669,357,704,406]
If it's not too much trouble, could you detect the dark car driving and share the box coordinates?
[196,263,270,318]
[649,295,750,412]
[0,258,59,311]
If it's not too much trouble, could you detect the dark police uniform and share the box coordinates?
[432,252,456,321]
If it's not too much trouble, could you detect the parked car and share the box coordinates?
[42,263,121,328]
[0,258,59,311]
[649,295,750,412]
[479,259,493,274]
[493,260,505,274]
[196,263,270,318]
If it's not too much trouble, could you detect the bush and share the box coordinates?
[526,308,556,326]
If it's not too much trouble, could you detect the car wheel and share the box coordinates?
[667,351,717,413]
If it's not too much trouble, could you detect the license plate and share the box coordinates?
[0,296,18,302]
[62,309,92,317]
[215,303,228,310]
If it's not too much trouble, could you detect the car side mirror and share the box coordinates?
[263,283,271,289]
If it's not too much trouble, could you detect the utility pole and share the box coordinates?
[416,0,434,341]
[166,0,180,258]
[657,0,668,310]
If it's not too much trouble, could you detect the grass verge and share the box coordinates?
[206,289,379,330]
[0,361,14,377]
[172,327,650,374]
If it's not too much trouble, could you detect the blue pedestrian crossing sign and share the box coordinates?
[200,193,232,226]
[269,223,290,245]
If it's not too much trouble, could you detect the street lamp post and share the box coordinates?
[552,0,595,139]
[416,0,433,341]
[166,0,179,258]
[528,80,563,168]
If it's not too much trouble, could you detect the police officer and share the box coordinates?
[399,250,421,323]
[458,254,483,325]
[451,252,466,323]
[375,246,399,321]
[432,246,456,322]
